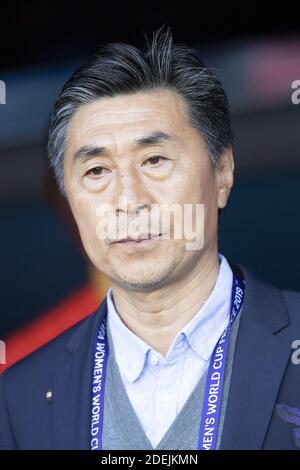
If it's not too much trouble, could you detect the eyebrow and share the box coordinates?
[72,131,174,162]
[135,131,173,146]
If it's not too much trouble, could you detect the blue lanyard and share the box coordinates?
[90,273,244,450]
[197,273,244,449]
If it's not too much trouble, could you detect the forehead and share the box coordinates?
[66,89,193,148]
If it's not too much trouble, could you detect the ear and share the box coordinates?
[216,147,234,209]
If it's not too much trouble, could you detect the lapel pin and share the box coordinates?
[46,388,53,403]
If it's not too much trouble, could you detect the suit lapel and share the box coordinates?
[51,299,107,449]
[221,264,291,449]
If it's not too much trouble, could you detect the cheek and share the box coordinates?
[173,156,214,202]
[191,168,219,235]
[185,172,217,206]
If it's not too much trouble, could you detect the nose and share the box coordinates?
[114,168,151,215]
[117,201,148,217]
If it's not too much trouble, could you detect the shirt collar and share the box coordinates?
[106,253,233,383]
[106,291,150,383]
[177,253,233,361]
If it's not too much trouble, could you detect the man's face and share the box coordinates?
[64,89,233,291]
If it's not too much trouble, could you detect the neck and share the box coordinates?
[110,249,221,356]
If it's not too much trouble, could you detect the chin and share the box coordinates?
[117,278,167,291]
[114,265,175,292]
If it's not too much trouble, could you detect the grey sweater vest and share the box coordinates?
[102,310,242,450]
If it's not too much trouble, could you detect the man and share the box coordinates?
[1,27,300,450]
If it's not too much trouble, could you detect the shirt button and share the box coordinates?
[149,354,159,365]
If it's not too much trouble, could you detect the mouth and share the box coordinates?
[112,233,163,248]
[116,233,161,242]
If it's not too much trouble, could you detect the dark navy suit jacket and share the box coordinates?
[1,262,300,449]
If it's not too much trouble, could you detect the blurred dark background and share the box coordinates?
[1,1,300,337]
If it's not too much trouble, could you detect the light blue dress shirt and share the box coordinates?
[106,253,233,447]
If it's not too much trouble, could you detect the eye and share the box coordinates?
[143,155,167,166]
[85,166,109,177]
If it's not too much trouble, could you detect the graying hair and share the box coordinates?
[47,26,233,196]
